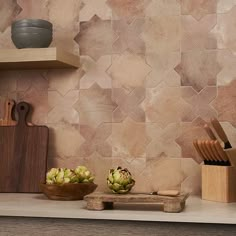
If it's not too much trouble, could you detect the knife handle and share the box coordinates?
[209,140,222,162]
[214,140,229,162]
[200,141,213,161]
[204,140,217,161]
[193,140,205,161]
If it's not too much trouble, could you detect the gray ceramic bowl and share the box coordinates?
[12,27,52,35]
[12,19,52,30]
[11,32,52,48]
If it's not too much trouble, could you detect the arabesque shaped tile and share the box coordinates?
[16,0,48,19]
[145,0,180,17]
[74,83,117,128]
[48,90,79,124]
[47,156,85,170]
[0,28,15,49]
[146,123,182,159]
[112,19,145,54]
[144,86,194,127]
[112,87,145,122]
[74,15,117,60]
[181,15,217,52]
[180,0,217,21]
[18,87,48,125]
[212,6,236,52]
[181,158,201,195]
[17,70,48,92]
[112,117,149,158]
[48,123,84,159]
[142,157,185,192]
[83,153,113,191]
[80,56,112,89]
[217,0,236,13]
[0,0,21,32]
[211,80,236,127]
[181,86,217,120]
[217,49,236,86]
[112,157,147,193]
[175,118,209,163]
[175,50,221,92]
[108,50,151,91]
[47,69,81,96]
[106,0,151,24]
[146,52,180,88]
[0,71,18,91]
[141,16,180,54]
[48,0,80,51]
[80,0,112,21]
[48,0,80,31]
[79,123,112,157]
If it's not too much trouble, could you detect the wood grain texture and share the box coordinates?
[0,102,49,193]
[225,148,236,167]
[202,165,236,203]
[0,99,17,126]
[85,192,189,213]
[40,183,97,200]
[0,47,80,69]
[210,118,232,149]
[0,217,236,236]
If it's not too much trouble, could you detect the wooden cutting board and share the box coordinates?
[0,102,49,192]
[0,99,17,126]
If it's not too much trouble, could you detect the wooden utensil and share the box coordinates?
[200,141,213,162]
[204,124,217,140]
[210,118,232,149]
[0,102,49,192]
[204,140,217,162]
[214,140,229,163]
[193,140,209,164]
[209,140,223,162]
[0,99,17,126]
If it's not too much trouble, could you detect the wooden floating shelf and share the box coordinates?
[0,47,80,70]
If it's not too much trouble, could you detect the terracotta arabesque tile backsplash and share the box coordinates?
[1,0,236,195]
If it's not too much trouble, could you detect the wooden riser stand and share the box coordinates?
[202,148,236,203]
[85,192,189,213]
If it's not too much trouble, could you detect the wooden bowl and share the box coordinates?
[40,183,97,200]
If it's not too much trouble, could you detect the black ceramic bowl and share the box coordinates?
[12,26,52,35]
[12,19,52,30]
[11,32,52,48]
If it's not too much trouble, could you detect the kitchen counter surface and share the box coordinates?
[0,193,236,224]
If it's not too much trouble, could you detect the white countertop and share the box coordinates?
[0,193,236,224]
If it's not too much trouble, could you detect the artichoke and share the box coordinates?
[107,167,135,194]
[46,168,77,185]
[74,166,95,183]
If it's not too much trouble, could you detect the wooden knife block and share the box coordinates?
[202,165,236,203]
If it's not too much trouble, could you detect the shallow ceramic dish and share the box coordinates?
[11,32,52,48]
[12,19,52,30]
[40,183,98,200]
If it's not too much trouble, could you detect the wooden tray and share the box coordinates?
[84,192,189,213]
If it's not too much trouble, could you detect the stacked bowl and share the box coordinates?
[11,19,53,48]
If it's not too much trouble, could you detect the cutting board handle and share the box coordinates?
[16,102,30,126]
[4,99,15,121]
